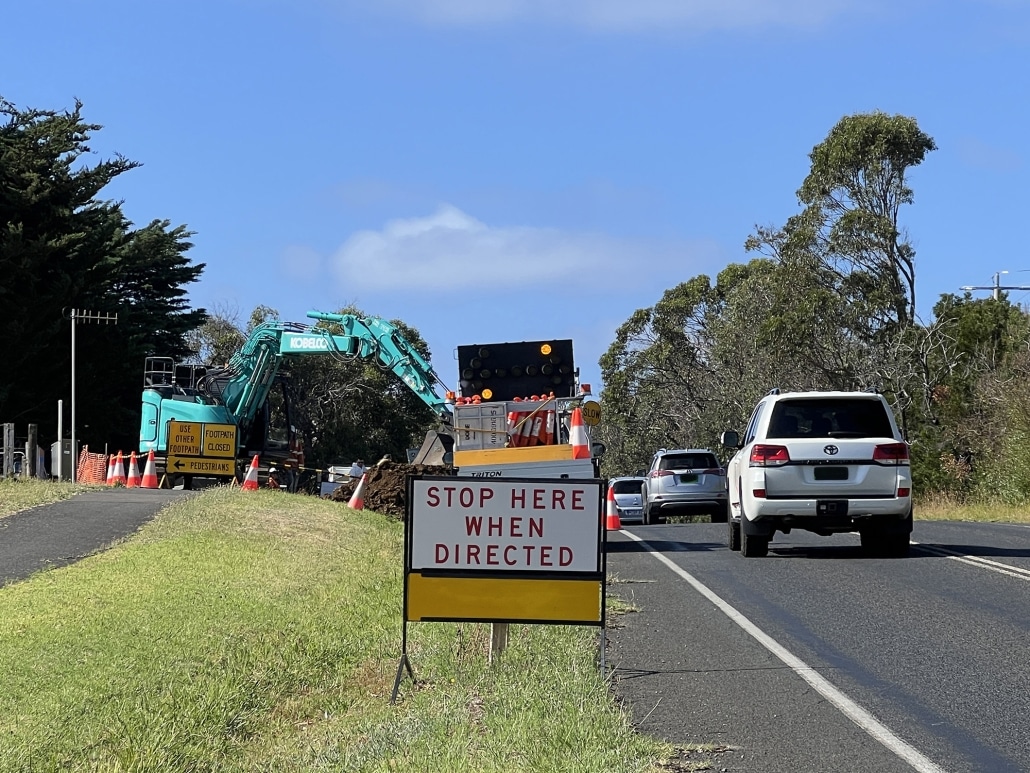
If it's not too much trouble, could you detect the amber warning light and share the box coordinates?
[456,340,575,402]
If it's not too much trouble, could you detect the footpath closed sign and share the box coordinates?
[404,476,605,625]
[167,421,237,478]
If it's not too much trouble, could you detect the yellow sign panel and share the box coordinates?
[581,401,601,426]
[202,424,237,458]
[167,455,235,477]
[167,421,202,456]
[405,573,602,623]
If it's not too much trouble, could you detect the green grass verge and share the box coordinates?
[0,487,671,772]
[0,478,85,518]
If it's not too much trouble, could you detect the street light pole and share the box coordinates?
[68,309,118,482]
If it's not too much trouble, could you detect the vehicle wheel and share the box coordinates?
[710,502,729,523]
[644,503,664,525]
[728,518,741,552]
[883,533,910,557]
[740,526,768,558]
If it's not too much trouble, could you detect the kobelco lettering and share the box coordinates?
[289,337,329,350]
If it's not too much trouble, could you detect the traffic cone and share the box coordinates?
[605,486,622,531]
[105,453,117,486]
[125,452,141,488]
[347,472,367,510]
[141,450,159,489]
[542,409,555,445]
[569,407,591,459]
[241,455,260,491]
[110,451,127,486]
[507,409,523,447]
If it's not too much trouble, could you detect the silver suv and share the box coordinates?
[641,448,728,525]
[722,389,912,558]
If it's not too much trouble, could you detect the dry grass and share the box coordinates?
[915,493,1030,523]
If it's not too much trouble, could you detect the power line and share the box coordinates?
[960,270,1030,301]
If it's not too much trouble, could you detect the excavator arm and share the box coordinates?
[299,310,452,423]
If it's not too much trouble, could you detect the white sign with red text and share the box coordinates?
[410,478,602,573]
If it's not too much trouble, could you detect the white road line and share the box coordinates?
[911,541,1030,580]
[622,532,947,773]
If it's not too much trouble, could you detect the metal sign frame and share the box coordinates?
[393,474,606,701]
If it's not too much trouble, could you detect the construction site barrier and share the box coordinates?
[76,447,109,484]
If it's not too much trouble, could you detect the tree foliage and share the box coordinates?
[0,98,206,451]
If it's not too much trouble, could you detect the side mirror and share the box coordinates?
[634,469,646,477]
[590,441,607,458]
[720,430,740,449]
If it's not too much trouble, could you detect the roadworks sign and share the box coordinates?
[166,455,235,477]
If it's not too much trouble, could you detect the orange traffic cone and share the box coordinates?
[105,454,117,486]
[605,486,622,531]
[542,409,555,445]
[569,407,591,459]
[507,409,522,447]
[141,450,159,489]
[125,452,141,488]
[241,455,260,491]
[347,472,367,509]
[110,451,127,486]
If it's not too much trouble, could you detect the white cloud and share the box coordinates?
[355,0,861,31]
[331,204,717,292]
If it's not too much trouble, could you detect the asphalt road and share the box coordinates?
[0,488,195,587]
[604,519,1030,773]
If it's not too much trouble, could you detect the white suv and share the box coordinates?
[721,390,912,558]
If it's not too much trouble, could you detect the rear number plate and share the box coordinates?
[815,466,848,481]
[679,473,698,483]
[817,500,848,516]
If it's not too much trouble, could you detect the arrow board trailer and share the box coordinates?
[403,476,606,626]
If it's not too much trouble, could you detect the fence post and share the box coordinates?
[27,424,37,478]
[2,423,13,479]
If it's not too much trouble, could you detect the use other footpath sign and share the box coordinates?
[167,421,237,477]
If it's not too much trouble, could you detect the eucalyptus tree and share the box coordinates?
[597,276,723,476]
[749,111,935,332]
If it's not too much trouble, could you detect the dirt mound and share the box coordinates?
[324,460,452,519]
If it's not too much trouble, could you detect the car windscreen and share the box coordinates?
[658,454,717,471]
[767,398,895,439]
[611,480,642,494]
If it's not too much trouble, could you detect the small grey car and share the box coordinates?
[608,476,646,523]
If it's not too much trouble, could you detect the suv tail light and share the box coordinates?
[650,470,675,478]
[701,468,726,476]
[750,445,790,467]
[873,443,910,465]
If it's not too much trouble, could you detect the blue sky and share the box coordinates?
[5,0,1029,396]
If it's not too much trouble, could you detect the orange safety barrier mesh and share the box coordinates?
[76,447,110,484]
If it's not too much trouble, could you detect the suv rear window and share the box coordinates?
[611,480,642,494]
[658,453,718,471]
[767,398,894,439]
